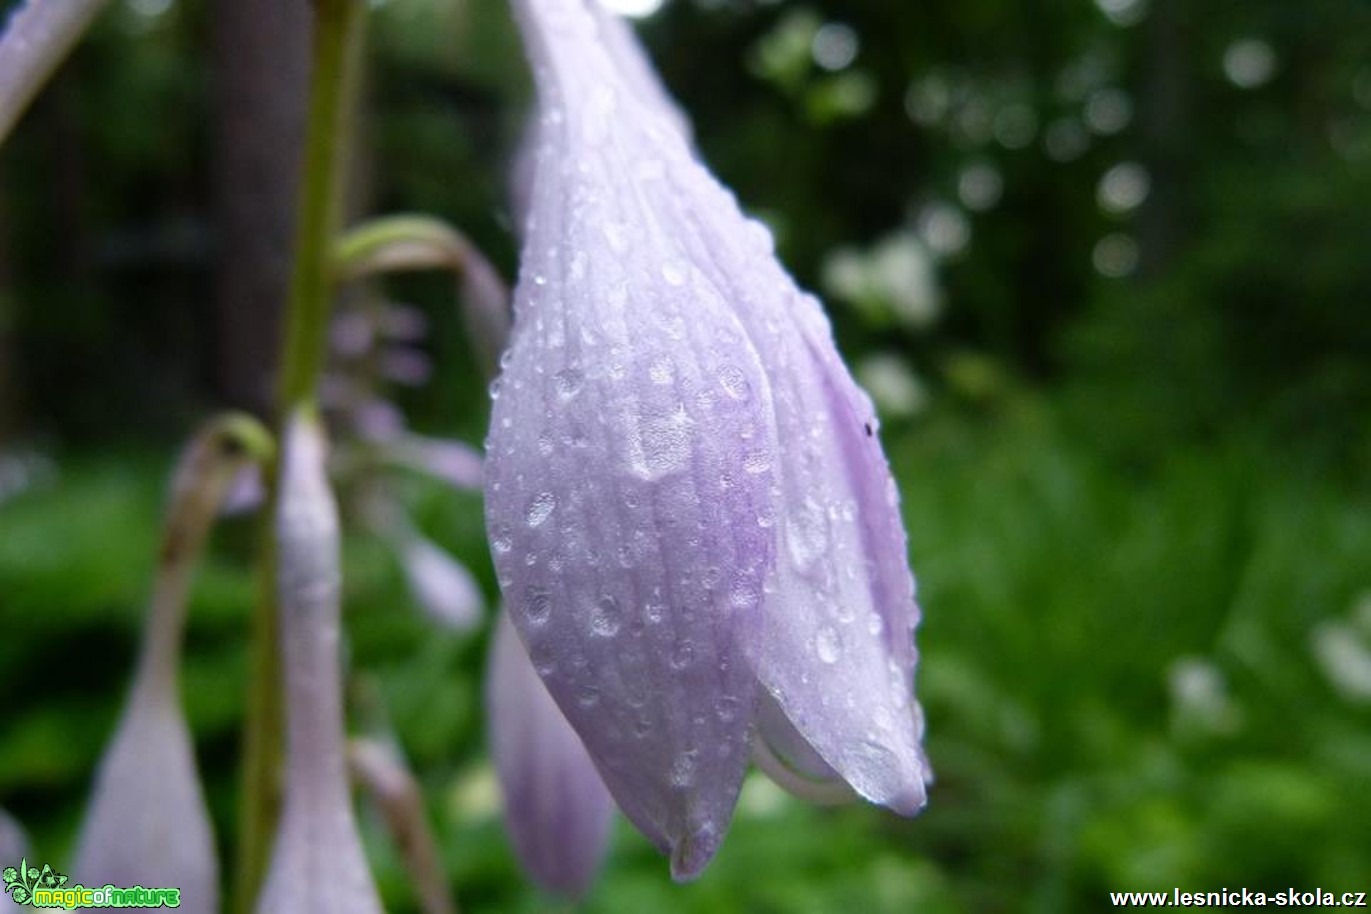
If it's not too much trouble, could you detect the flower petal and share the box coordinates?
[750,691,854,805]
[258,413,383,914]
[487,611,615,897]
[495,2,785,877]
[73,700,218,914]
[387,434,484,490]
[0,807,26,865]
[587,3,692,142]
[548,0,932,813]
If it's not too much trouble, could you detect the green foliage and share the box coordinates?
[3,404,1369,910]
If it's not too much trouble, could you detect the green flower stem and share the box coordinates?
[234,2,367,912]
[136,416,274,700]
[332,213,512,377]
[333,214,476,280]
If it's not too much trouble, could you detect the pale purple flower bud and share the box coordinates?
[0,808,28,870]
[488,0,931,878]
[331,309,376,358]
[351,398,406,443]
[486,611,614,897]
[397,533,483,631]
[220,462,266,516]
[257,413,383,914]
[378,304,429,342]
[75,415,271,914]
[379,348,434,386]
[458,244,512,380]
[386,435,484,490]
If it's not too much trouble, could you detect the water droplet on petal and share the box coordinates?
[661,260,687,285]
[816,625,842,664]
[728,580,760,610]
[669,640,695,670]
[523,584,552,626]
[718,365,751,400]
[670,752,697,787]
[526,492,557,527]
[648,357,676,385]
[590,595,623,637]
[554,368,584,400]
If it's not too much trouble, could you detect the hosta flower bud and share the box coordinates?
[397,531,483,631]
[74,414,272,914]
[0,808,27,870]
[256,412,382,914]
[486,611,614,897]
[487,0,931,879]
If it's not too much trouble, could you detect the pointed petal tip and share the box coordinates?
[882,781,930,818]
[667,824,723,883]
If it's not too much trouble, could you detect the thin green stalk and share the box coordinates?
[234,3,367,912]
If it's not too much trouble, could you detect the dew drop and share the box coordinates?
[522,584,552,626]
[590,595,623,638]
[745,218,775,254]
[526,492,557,527]
[816,625,842,664]
[626,407,693,480]
[787,498,831,570]
[669,641,695,670]
[648,357,676,385]
[554,368,584,400]
[743,448,773,475]
[728,580,760,611]
[568,250,588,281]
[718,365,751,400]
[644,598,667,624]
[670,752,697,787]
[661,260,687,286]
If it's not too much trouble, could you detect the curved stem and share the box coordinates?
[234,2,367,911]
[332,213,512,377]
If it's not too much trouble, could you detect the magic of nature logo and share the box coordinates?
[3,859,181,908]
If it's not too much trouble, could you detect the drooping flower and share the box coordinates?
[256,413,383,914]
[486,610,615,897]
[74,414,271,914]
[486,0,931,880]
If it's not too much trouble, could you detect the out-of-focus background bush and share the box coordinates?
[1,0,1369,910]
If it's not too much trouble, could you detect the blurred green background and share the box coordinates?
[1,0,1370,911]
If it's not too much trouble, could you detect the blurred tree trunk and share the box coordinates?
[211,0,311,413]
